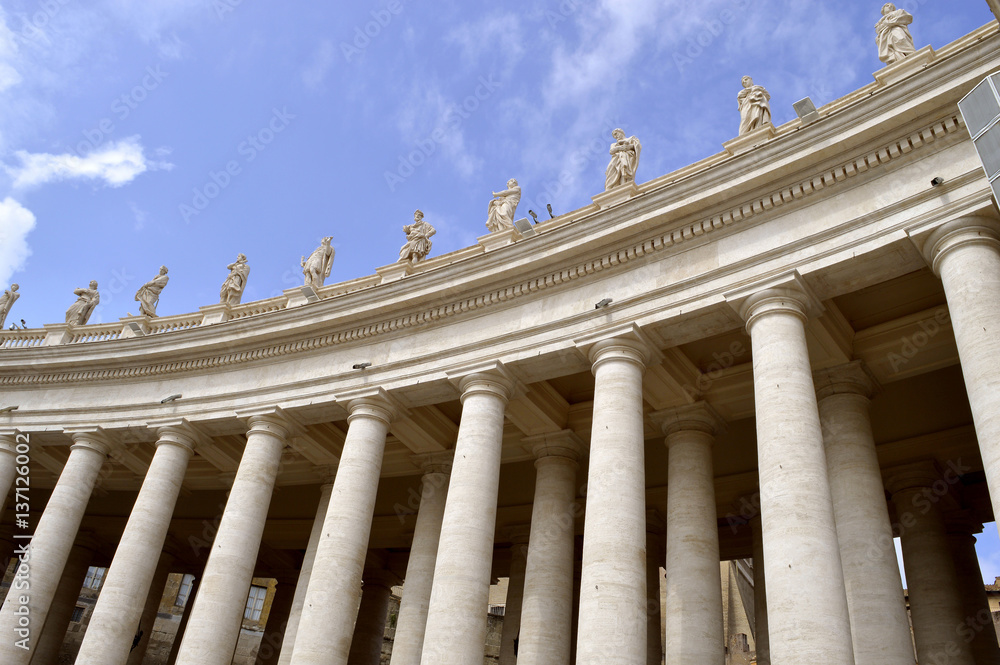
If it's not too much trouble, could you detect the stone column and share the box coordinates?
[0,433,17,519]
[346,568,397,665]
[575,334,654,665]
[814,363,914,665]
[922,216,1000,535]
[0,430,112,665]
[255,574,298,665]
[644,510,664,665]
[277,479,335,665]
[126,551,176,665]
[30,536,96,665]
[653,402,726,665]
[174,412,292,665]
[418,366,516,665]
[516,433,584,665]
[165,575,200,665]
[887,464,974,665]
[77,425,198,665]
[738,286,855,665]
[389,455,451,665]
[947,519,1000,665]
[288,392,398,665]
[570,536,582,665]
[750,515,770,665]
[498,532,528,665]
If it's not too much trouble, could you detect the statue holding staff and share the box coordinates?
[135,266,169,318]
[302,237,335,288]
[66,281,100,326]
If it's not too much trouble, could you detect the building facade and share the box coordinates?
[1,20,1000,665]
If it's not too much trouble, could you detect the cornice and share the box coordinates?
[0,109,972,388]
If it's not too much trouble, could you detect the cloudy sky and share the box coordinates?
[0,0,998,576]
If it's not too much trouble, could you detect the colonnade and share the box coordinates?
[0,216,999,665]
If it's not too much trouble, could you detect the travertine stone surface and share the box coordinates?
[654,402,726,665]
[516,433,582,665]
[127,552,176,665]
[175,414,291,665]
[876,4,916,65]
[498,534,528,665]
[750,516,770,665]
[576,337,650,665]
[389,461,450,665]
[347,569,396,665]
[29,538,96,665]
[887,466,974,665]
[947,526,1000,665]
[289,395,396,665]
[419,368,514,665]
[277,481,335,665]
[815,363,914,665]
[255,576,297,665]
[924,216,1000,542]
[76,427,197,665]
[740,287,856,665]
[0,432,111,665]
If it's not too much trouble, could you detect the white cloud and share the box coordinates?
[446,13,525,76]
[302,40,336,90]
[0,197,35,287]
[5,136,173,189]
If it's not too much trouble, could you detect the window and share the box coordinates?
[175,574,195,607]
[70,606,85,623]
[83,567,106,590]
[244,585,267,621]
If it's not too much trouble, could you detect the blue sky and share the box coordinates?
[0,0,998,577]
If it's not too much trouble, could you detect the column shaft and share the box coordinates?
[77,429,195,664]
[419,370,514,665]
[517,445,579,665]
[277,483,334,665]
[948,530,1000,664]
[498,541,527,665]
[645,528,663,665]
[816,369,914,665]
[926,218,1000,536]
[388,469,449,665]
[346,577,394,665]
[0,433,110,665]
[289,396,395,665]
[741,289,855,665]
[576,338,649,665]
[165,576,200,665]
[255,577,297,665]
[126,552,175,665]
[174,414,290,665]
[751,516,770,665]
[0,435,17,520]
[29,539,94,665]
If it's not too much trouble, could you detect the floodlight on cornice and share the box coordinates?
[931,177,944,187]
[160,394,182,404]
[353,362,372,370]
[300,286,320,303]
[513,218,536,238]
[793,97,820,125]
[546,204,555,218]
[595,298,613,309]
[528,210,539,223]
[0,405,19,413]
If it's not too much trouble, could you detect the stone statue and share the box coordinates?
[876,3,916,65]
[486,179,521,233]
[220,254,250,306]
[135,266,169,318]
[605,128,641,191]
[0,284,19,328]
[301,237,335,288]
[65,281,100,326]
[399,210,436,263]
[738,76,772,135]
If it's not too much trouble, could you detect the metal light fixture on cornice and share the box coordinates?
[793,97,820,126]
[528,210,539,223]
[595,298,613,309]
[353,362,372,370]
[160,394,182,404]
[546,204,555,218]
[0,405,19,413]
[931,177,945,187]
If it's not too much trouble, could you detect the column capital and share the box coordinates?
[505,524,532,547]
[152,420,208,454]
[338,387,407,425]
[739,285,821,332]
[883,461,948,496]
[521,430,586,464]
[447,361,521,404]
[65,427,116,456]
[412,450,454,475]
[574,323,663,372]
[650,401,727,438]
[813,360,879,401]
[922,215,1000,276]
[362,566,401,591]
[236,406,299,439]
[0,432,16,456]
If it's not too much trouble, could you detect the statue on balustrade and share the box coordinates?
[605,128,641,191]
[0,284,19,328]
[399,210,436,263]
[65,281,100,326]
[302,237,335,288]
[738,76,772,136]
[135,266,169,318]
[486,179,521,233]
[876,3,916,65]
[220,253,250,306]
